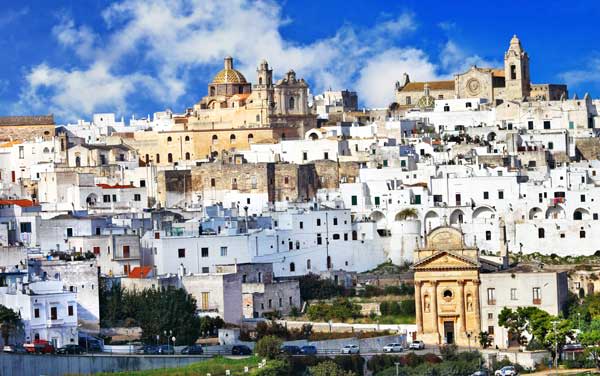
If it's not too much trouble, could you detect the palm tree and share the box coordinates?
[0,305,22,345]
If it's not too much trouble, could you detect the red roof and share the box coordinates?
[128,266,153,279]
[0,199,36,207]
[96,184,135,189]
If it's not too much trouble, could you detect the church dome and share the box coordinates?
[211,56,247,84]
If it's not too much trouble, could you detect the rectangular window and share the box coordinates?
[333,218,338,225]
[201,247,209,257]
[20,222,32,233]
[220,246,227,257]
[299,221,304,229]
[488,313,493,320]
[68,305,74,316]
[344,233,348,241]
[112,194,117,202]
[34,308,40,318]
[201,292,209,310]
[103,195,110,203]
[414,195,421,205]
[317,234,322,245]
[134,194,141,201]
[374,196,380,206]
[19,146,24,159]
[488,325,495,335]
[123,245,130,258]
[581,194,586,202]
[302,152,308,161]
[483,192,489,199]
[251,176,257,189]
[498,190,504,199]
[50,306,58,320]
[406,96,411,105]
[317,218,321,226]
[324,152,329,159]
[351,195,358,206]
[140,179,146,187]
[511,288,518,300]
[533,287,541,304]
[544,120,551,129]
[528,120,534,130]
[202,267,209,273]
[66,228,73,237]
[93,246,100,255]
[178,248,186,258]
[487,288,496,305]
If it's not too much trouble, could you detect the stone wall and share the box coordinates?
[576,138,600,161]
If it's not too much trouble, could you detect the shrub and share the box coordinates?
[299,274,346,300]
[332,355,364,376]
[310,360,357,376]
[439,344,458,360]
[251,359,289,376]
[255,335,282,359]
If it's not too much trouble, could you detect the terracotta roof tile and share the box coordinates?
[400,81,455,92]
[129,266,153,279]
[0,199,36,207]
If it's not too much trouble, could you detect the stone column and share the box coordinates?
[472,279,481,333]
[431,281,439,340]
[458,280,466,332]
[415,281,423,334]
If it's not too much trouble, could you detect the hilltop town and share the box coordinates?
[1,35,600,374]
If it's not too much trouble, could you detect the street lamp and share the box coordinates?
[172,336,176,354]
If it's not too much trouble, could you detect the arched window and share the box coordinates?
[212,135,218,145]
[43,147,50,153]
[168,153,173,163]
[167,136,172,142]
[156,154,160,163]
[289,97,295,110]
[185,135,190,141]
[185,152,190,160]
[574,211,583,220]
[230,134,236,144]
[307,259,311,270]
[210,86,215,96]
[232,178,238,190]
[248,134,254,143]
[289,262,295,272]
[75,156,81,167]
[538,228,545,239]
[259,77,263,85]
[352,230,358,240]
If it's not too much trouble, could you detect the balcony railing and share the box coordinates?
[487,299,496,305]
[533,298,542,305]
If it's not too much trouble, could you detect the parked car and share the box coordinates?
[3,344,26,353]
[137,344,159,355]
[300,345,318,355]
[24,340,55,354]
[79,337,103,352]
[383,343,403,353]
[181,344,204,355]
[495,366,518,376]
[232,345,252,355]
[280,345,302,355]
[470,371,489,376]
[158,345,175,355]
[56,344,85,355]
[409,340,425,350]
[341,344,360,354]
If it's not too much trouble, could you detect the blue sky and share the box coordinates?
[1,0,599,123]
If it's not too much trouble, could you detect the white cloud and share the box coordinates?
[440,41,498,74]
[559,56,600,87]
[0,7,29,28]
[357,48,439,108]
[18,0,492,119]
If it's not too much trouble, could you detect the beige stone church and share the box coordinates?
[395,35,568,108]
[413,226,483,347]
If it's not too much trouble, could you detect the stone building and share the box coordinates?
[118,57,316,166]
[395,36,568,107]
[0,115,55,142]
[412,226,482,347]
[156,161,321,211]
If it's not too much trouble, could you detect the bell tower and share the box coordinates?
[504,35,530,101]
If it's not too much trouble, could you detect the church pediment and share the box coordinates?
[413,251,479,270]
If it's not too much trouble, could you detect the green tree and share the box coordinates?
[0,305,21,345]
[478,331,493,349]
[255,335,282,359]
[498,307,532,346]
[580,318,600,369]
[309,360,356,376]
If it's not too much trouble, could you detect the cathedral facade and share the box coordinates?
[395,36,568,109]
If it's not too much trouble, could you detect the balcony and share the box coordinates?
[487,299,496,305]
[533,298,542,305]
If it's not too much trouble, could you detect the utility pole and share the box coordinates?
[552,321,558,374]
